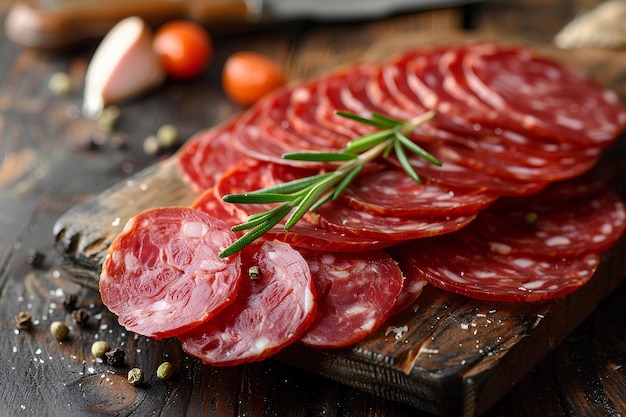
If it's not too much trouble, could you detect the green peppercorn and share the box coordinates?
[127,368,144,386]
[91,340,111,359]
[50,321,69,341]
[48,72,71,97]
[156,124,180,149]
[98,106,121,132]
[156,361,174,380]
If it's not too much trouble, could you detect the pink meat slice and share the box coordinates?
[178,240,316,366]
[298,249,403,348]
[99,207,242,339]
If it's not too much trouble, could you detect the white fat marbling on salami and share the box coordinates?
[395,237,601,302]
[298,249,403,348]
[462,43,626,145]
[460,190,626,258]
[99,207,242,340]
[179,240,316,366]
[341,169,497,217]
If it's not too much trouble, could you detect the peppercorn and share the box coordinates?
[50,321,69,341]
[48,72,72,97]
[143,135,161,155]
[98,106,121,132]
[25,249,46,268]
[15,311,33,329]
[156,361,174,380]
[91,340,111,359]
[525,212,539,226]
[248,265,262,281]
[105,347,125,366]
[62,294,77,311]
[156,124,180,149]
[72,308,90,326]
[127,368,144,386]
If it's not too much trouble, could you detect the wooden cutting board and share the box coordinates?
[51,44,626,416]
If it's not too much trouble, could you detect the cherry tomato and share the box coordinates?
[153,20,212,80]
[222,51,286,106]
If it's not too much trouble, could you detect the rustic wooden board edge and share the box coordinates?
[275,239,626,416]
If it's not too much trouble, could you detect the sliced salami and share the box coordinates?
[99,207,242,339]
[298,249,403,348]
[394,236,601,302]
[179,240,316,366]
[317,199,477,241]
[341,169,498,216]
[462,190,626,258]
[462,43,626,146]
[178,117,244,193]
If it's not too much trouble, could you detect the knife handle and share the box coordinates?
[3,0,256,51]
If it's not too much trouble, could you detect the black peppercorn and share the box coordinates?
[25,249,46,268]
[72,308,90,326]
[105,347,125,366]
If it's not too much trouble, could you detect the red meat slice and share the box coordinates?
[99,207,242,339]
[394,236,600,303]
[298,249,403,348]
[178,240,316,366]
[317,200,477,241]
[463,190,626,258]
[178,117,244,193]
[462,43,626,146]
[341,169,498,216]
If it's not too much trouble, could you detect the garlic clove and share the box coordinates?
[82,16,165,119]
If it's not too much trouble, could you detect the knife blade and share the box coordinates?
[3,0,480,50]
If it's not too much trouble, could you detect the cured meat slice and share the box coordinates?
[191,188,246,229]
[99,207,242,339]
[394,236,601,303]
[387,246,428,316]
[434,140,599,183]
[178,117,244,193]
[317,200,477,241]
[179,240,316,366]
[462,43,626,146]
[398,147,548,196]
[298,249,403,347]
[342,169,498,216]
[463,190,626,258]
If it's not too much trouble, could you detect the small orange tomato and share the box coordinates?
[222,51,286,106]
[153,20,213,80]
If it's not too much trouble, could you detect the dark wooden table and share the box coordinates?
[1,0,626,416]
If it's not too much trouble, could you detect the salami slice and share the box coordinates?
[342,169,498,216]
[298,249,403,348]
[317,199,477,241]
[462,43,626,146]
[394,235,600,302]
[462,190,626,258]
[178,117,244,193]
[179,240,316,366]
[99,207,242,339]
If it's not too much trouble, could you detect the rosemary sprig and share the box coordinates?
[219,110,439,258]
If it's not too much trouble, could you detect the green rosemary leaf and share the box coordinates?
[394,131,442,166]
[394,140,422,184]
[343,129,393,154]
[249,172,333,195]
[222,192,298,204]
[283,152,358,162]
[335,111,395,129]
[220,206,291,258]
[232,203,294,231]
[285,180,336,229]
[371,112,404,125]
[332,164,363,200]
[383,139,394,159]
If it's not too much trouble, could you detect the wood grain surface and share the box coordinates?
[2,0,626,416]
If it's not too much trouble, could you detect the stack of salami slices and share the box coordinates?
[100,42,626,366]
